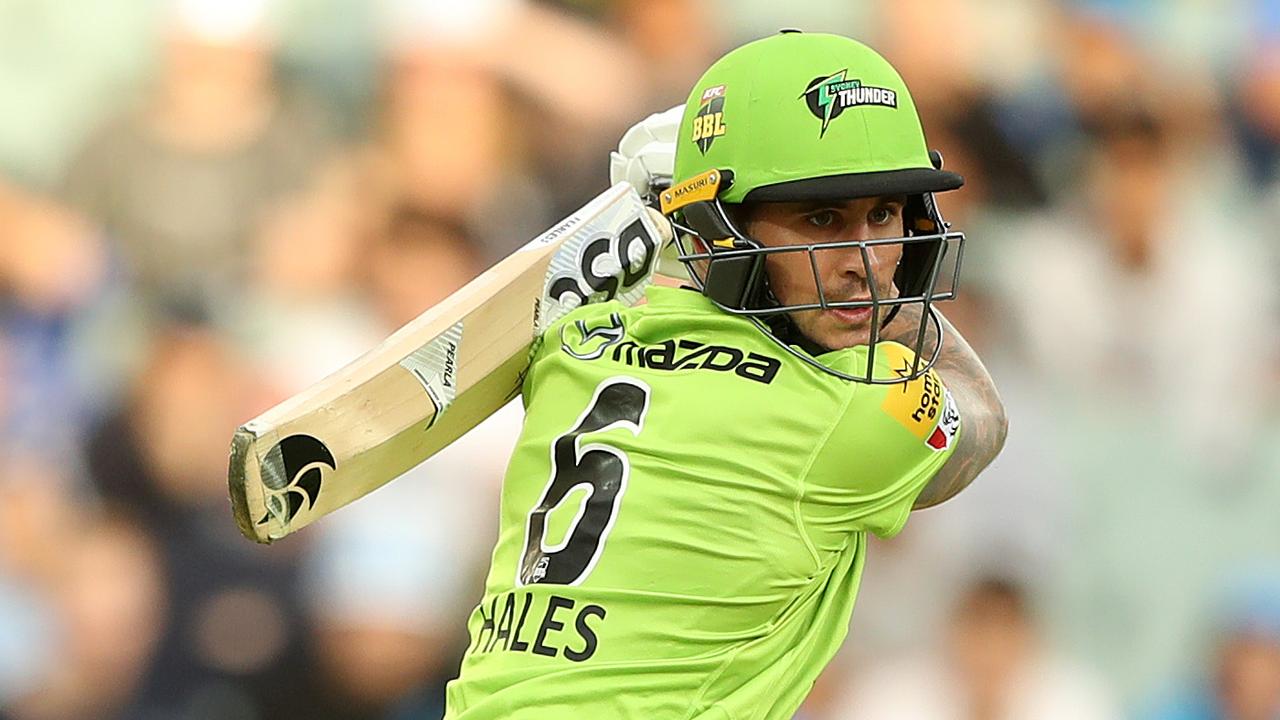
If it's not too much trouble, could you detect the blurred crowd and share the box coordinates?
[0,0,1277,719]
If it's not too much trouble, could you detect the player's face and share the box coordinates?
[745,195,906,351]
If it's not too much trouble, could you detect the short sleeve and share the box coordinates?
[800,343,962,541]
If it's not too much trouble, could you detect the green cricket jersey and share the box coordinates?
[445,285,961,719]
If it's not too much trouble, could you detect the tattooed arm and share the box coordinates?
[882,305,1008,509]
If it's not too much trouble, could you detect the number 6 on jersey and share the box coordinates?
[518,378,651,586]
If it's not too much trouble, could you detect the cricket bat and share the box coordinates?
[229,183,676,544]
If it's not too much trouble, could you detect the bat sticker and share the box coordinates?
[401,322,465,428]
[257,434,336,525]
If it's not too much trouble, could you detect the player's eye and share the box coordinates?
[805,210,839,228]
[868,205,898,226]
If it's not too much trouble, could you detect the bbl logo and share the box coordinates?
[801,69,898,138]
[257,434,335,526]
[691,84,728,154]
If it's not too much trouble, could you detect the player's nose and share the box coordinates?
[829,223,887,283]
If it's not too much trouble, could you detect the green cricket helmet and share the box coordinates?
[659,30,966,383]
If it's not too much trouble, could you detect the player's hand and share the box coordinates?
[609,104,683,198]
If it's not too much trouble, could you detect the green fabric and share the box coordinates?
[445,285,959,719]
[673,32,934,204]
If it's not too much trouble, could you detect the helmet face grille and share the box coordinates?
[670,195,964,385]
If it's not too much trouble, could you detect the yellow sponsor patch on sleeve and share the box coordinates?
[878,343,954,449]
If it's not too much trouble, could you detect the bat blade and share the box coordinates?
[229,183,674,543]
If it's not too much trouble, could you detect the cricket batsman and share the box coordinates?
[445,31,1008,718]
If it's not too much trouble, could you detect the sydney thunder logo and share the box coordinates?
[256,434,335,526]
[801,69,898,138]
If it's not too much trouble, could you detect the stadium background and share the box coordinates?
[1,0,1278,718]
